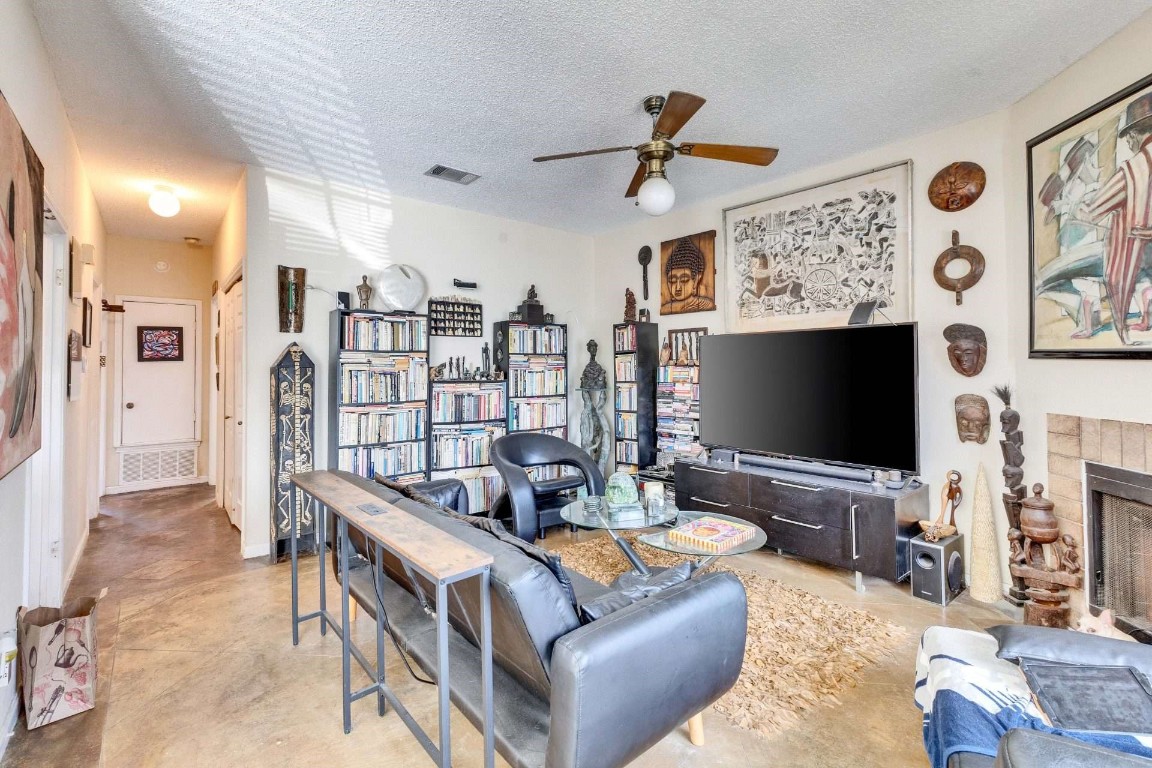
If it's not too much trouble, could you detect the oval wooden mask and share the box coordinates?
[928,162,986,212]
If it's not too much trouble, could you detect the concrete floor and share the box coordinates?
[2,484,1018,767]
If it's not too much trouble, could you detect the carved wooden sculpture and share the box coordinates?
[928,161,987,212]
[994,384,1027,605]
[1009,484,1082,628]
[933,231,985,305]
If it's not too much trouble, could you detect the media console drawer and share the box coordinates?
[747,474,852,529]
[761,511,852,570]
[674,462,748,506]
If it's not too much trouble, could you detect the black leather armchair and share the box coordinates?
[490,432,606,542]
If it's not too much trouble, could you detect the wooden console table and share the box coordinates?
[290,470,495,768]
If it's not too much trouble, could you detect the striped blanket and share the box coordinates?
[915,626,1152,768]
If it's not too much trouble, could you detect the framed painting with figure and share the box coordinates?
[0,90,45,482]
[138,326,184,362]
[659,230,717,315]
[724,161,912,332]
[1028,71,1152,358]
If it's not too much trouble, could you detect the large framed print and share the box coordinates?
[724,161,912,332]
[1029,72,1152,359]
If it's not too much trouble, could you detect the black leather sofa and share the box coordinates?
[328,471,748,768]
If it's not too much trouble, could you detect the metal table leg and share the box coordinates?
[436,579,451,768]
[318,498,328,637]
[605,528,651,576]
[375,542,387,717]
[480,567,494,768]
[339,516,352,734]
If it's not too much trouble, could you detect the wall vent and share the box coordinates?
[119,445,198,487]
[424,164,481,185]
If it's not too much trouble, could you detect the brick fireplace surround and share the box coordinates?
[1046,414,1152,618]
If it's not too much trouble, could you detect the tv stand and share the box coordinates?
[674,458,928,589]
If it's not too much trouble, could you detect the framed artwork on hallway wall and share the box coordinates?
[1028,71,1152,359]
[0,90,46,482]
[723,161,912,333]
[138,326,184,362]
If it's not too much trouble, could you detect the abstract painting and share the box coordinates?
[659,230,717,315]
[0,90,45,482]
[723,161,911,332]
[1028,72,1152,358]
[138,326,184,362]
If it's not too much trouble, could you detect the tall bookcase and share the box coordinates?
[329,309,430,484]
[493,321,568,438]
[612,321,658,474]
[656,364,700,453]
[428,379,507,514]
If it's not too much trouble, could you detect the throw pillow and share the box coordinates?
[987,624,1152,679]
[579,563,692,624]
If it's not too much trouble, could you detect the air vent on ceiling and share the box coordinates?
[424,164,480,185]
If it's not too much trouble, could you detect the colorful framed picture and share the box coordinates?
[659,230,717,315]
[723,161,912,332]
[1028,71,1152,359]
[138,326,184,362]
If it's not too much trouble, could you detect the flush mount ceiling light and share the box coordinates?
[148,185,181,217]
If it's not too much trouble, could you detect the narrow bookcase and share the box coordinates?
[428,378,508,513]
[656,364,700,453]
[492,321,568,438]
[329,309,430,484]
[612,321,658,474]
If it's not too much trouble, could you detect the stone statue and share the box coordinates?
[357,275,373,310]
[624,288,637,322]
[955,394,991,444]
[578,339,611,476]
[580,339,607,389]
[527,284,538,303]
[943,323,987,377]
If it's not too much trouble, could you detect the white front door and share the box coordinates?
[222,283,244,528]
[120,299,198,446]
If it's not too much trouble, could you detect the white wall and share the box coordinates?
[241,167,595,558]
[592,111,1014,582]
[211,173,246,508]
[0,0,106,750]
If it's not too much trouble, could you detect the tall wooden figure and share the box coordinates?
[270,343,316,561]
[993,385,1028,605]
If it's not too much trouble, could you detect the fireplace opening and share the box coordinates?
[1086,462,1152,643]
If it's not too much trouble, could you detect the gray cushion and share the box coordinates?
[986,624,1152,679]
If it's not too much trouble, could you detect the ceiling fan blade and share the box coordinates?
[653,91,706,139]
[625,162,646,198]
[533,146,635,162]
[676,143,779,166]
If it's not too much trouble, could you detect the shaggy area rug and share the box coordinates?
[551,534,908,739]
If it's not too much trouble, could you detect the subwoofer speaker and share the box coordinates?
[910,533,965,605]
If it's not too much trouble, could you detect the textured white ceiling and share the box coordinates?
[29,0,1152,241]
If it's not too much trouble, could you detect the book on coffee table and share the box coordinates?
[668,516,755,552]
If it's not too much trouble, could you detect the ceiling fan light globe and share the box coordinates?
[637,176,675,216]
[148,186,181,218]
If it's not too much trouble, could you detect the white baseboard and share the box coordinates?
[63,524,89,596]
[104,475,208,495]
[242,542,270,560]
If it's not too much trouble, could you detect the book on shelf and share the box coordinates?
[509,358,566,397]
[615,439,638,465]
[614,324,636,352]
[614,353,636,381]
[430,382,506,422]
[507,324,566,354]
[340,357,429,404]
[430,423,506,469]
[342,313,428,352]
[510,397,567,431]
[431,467,504,514]
[615,382,637,411]
[615,411,638,440]
[338,406,426,445]
[338,442,426,478]
[668,516,756,552]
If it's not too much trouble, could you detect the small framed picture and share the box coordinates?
[138,326,184,362]
[81,298,93,347]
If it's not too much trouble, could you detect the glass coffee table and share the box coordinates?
[638,510,768,574]
[559,497,678,577]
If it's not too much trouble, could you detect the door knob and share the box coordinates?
[126,402,135,409]
[237,421,243,426]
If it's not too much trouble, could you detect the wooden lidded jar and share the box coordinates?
[1020,483,1059,544]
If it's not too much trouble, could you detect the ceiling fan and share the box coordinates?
[533,91,778,216]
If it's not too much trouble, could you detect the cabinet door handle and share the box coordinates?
[771,514,824,531]
[850,504,860,560]
[690,466,729,475]
[691,496,730,508]
[770,479,822,492]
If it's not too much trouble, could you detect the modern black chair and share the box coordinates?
[490,432,606,542]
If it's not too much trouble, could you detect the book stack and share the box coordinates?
[508,325,566,354]
[615,382,637,411]
[668,516,756,552]
[615,440,638,466]
[616,411,637,440]
[510,357,567,397]
[430,423,507,469]
[343,314,428,351]
[614,353,636,382]
[338,407,426,446]
[431,383,506,422]
[340,356,429,403]
[431,467,505,514]
[656,364,700,453]
[614,324,637,352]
[338,442,426,478]
[510,397,567,431]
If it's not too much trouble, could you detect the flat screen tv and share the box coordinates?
[698,323,919,474]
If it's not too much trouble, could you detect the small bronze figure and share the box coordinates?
[357,275,373,310]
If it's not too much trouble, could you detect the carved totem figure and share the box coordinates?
[1009,484,1082,628]
[994,384,1028,605]
[624,288,637,322]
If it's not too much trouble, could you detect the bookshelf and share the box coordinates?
[329,309,430,484]
[612,321,658,474]
[428,379,508,513]
[656,364,700,454]
[493,321,568,438]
